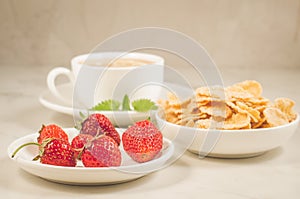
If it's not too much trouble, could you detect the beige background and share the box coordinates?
[1,0,300,69]
[1,1,300,198]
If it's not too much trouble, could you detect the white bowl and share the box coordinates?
[155,111,299,158]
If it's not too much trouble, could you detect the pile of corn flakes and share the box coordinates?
[158,80,297,130]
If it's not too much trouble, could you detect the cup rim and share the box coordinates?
[71,52,164,70]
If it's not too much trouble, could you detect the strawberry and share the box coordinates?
[71,134,93,160]
[81,135,121,167]
[80,113,120,145]
[122,120,163,163]
[12,138,76,167]
[37,124,68,144]
[39,138,76,167]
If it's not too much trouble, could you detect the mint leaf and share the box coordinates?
[122,94,131,111]
[91,100,121,111]
[132,99,157,112]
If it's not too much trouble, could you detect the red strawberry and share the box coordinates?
[37,124,68,144]
[122,120,163,163]
[81,135,121,167]
[12,138,76,167]
[80,113,120,145]
[40,139,76,167]
[71,134,93,160]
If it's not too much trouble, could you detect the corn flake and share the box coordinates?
[274,98,296,122]
[159,80,297,130]
[263,107,289,127]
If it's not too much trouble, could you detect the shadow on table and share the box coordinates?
[3,157,190,195]
[185,146,284,165]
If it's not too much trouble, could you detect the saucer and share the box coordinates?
[39,82,193,127]
[39,83,74,115]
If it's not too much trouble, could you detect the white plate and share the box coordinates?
[8,128,174,185]
[156,111,300,158]
[39,82,193,127]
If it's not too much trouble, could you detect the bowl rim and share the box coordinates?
[155,111,300,133]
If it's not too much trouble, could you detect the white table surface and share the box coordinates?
[1,65,300,199]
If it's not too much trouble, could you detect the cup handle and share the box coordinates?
[47,67,74,103]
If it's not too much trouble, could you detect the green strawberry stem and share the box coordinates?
[32,154,40,161]
[76,147,85,160]
[11,142,41,158]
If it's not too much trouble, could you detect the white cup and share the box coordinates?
[47,52,164,108]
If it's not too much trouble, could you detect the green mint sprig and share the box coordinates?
[132,99,157,112]
[91,99,120,111]
[90,94,157,112]
[122,94,131,111]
